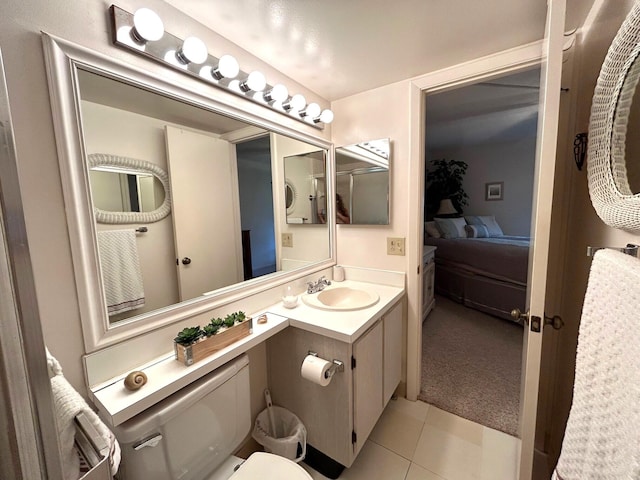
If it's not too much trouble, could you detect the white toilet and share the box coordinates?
[114,354,312,480]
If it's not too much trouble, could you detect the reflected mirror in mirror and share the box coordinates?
[76,69,331,325]
[284,151,327,224]
[89,167,165,213]
[335,138,390,225]
[613,52,640,194]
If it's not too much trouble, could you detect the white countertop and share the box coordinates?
[268,280,405,343]
[90,279,404,427]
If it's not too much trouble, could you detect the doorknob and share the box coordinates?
[511,308,564,332]
[181,257,192,265]
[511,308,529,323]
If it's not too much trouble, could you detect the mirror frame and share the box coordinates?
[42,33,335,352]
[588,2,640,231]
[88,153,172,223]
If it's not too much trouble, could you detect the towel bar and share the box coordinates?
[587,243,639,257]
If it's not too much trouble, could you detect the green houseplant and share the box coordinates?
[425,159,469,219]
[174,311,252,366]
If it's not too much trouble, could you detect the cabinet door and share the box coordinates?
[353,321,383,456]
[383,302,402,403]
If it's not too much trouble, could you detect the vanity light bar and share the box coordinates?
[109,5,334,129]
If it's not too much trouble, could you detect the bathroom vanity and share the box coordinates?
[266,278,404,469]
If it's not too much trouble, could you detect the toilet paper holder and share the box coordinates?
[308,351,344,378]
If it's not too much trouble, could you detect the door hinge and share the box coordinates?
[417,265,420,275]
[351,356,356,369]
[352,430,357,444]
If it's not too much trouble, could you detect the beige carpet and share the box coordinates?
[418,295,523,437]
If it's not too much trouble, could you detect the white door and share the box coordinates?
[518,0,566,477]
[165,126,243,300]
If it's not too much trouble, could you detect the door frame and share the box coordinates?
[407,3,566,476]
[406,38,544,398]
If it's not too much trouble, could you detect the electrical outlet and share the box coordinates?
[387,237,405,256]
[282,233,293,248]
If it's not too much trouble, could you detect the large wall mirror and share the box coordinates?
[43,34,334,352]
[335,138,390,225]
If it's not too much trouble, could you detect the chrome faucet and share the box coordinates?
[307,276,331,294]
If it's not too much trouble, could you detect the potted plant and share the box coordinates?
[174,311,252,366]
[425,159,469,219]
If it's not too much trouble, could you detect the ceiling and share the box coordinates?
[426,68,541,150]
[163,0,594,101]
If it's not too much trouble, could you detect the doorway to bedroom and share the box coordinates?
[421,67,540,437]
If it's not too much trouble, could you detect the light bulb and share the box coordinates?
[318,109,334,124]
[176,36,208,65]
[301,102,321,118]
[264,84,289,103]
[131,8,164,43]
[240,71,267,92]
[283,94,306,111]
[211,54,239,80]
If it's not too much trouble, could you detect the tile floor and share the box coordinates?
[301,398,519,480]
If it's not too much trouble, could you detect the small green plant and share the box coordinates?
[202,323,221,337]
[174,326,203,346]
[210,317,224,327]
[425,158,469,219]
[223,314,236,328]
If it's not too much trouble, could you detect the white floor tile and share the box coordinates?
[386,397,430,423]
[405,463,447,480]
[369,402,425,459]
[412,421,482,480]
[479,427,519,480]
[339,441,410,480]
[424,406,483,446]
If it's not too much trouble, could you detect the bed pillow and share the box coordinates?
[465,224,489,238]
[434,217,467,239]
[425,221,441,238]
[464,215,504,237]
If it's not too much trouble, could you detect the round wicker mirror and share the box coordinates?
[588,1,640,231]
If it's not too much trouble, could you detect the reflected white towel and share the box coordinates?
[552,250,640,480]
[97,230,145,315]
[46,349,121,479]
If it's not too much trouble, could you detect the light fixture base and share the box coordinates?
[109,5,328,130]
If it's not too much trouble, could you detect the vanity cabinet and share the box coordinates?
[267,300,403,468]
[422,246,437,320]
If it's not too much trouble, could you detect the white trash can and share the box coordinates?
[252,406,307,463]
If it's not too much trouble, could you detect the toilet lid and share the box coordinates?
[230,452,312,480]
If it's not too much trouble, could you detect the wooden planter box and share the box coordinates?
[174,318,253,366]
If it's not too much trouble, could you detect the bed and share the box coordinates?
[424,216,530,322]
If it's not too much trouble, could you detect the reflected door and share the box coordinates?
[165,126,243,300]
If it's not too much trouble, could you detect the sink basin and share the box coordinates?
[302,287,380,311]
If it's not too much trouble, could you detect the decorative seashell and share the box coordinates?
[124,371,147,391]
[257,314,268,324]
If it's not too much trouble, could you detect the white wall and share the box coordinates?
[1,0,329,396]
[429,135,537,235]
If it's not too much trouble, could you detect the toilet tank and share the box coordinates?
[114,354,251,480]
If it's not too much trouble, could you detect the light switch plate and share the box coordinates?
[282,233,293,248]
[387,237,405,256]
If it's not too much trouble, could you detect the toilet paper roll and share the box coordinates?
[300,355,332,387]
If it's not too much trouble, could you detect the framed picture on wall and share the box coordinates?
[485,182,503,201]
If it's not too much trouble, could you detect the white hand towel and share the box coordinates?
[552,249,640,480]
[97,230,145,315]
[47,349,121,479]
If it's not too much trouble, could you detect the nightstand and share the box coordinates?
[422,246,436,320]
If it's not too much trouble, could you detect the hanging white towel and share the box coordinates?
[46,348,121,479]
[97,230,145,315]
[552,249,640,480]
